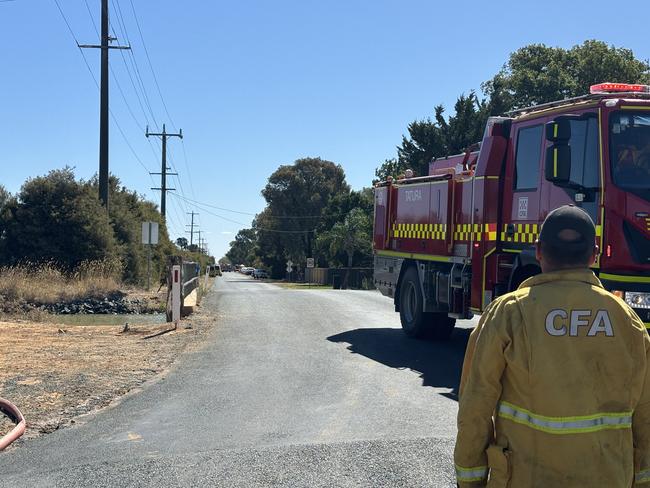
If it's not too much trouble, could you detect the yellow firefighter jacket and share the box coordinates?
[454,269,650,488]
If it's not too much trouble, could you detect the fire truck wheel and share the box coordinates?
[428,313,456,341]
[399,267,428,338]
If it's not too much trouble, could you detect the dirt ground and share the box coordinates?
[0,304,214,448]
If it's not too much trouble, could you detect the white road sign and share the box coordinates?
[306,258,315,268]
[142,221,159,245]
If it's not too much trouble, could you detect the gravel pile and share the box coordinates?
[0,294,161,315]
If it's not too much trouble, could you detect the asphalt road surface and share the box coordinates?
[0,274,478,487]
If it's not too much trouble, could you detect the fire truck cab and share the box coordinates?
[373,83,650,339]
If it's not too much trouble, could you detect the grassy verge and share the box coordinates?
[197,275,215,304]
[0,260,122,305]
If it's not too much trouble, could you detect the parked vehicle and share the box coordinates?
[373,82,650,340]
[252,269,268,279]
[208,264,222,277]
[241,267,254,275]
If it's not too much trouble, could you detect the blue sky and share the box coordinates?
[1,0,649,259]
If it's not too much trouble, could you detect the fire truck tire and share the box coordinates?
[428,313,456,341]
[399,267,429,338]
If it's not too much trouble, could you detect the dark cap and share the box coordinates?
[538,205,596,251]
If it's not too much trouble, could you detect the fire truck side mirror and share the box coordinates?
[545,144,572,185]
[545,119,571,142]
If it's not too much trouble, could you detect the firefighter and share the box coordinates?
[454,205,650,487]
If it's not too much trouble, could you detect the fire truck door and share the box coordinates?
[542,115,602,244]
[502,122,545,249]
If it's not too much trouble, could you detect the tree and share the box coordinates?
[225,228,257,266]
[258,157,349,272]
[1,168,117,269]
[316,208,371,288]
[484,40,650,111]
[376,92,489,180]
[315,188,373,265]
[0,185,9,211]
[377,40,650,182]
[0,169,182,286]
[92,174,175,285]
[0,185,11,247]
[176,237,188,250]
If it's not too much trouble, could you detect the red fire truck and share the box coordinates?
[373,83,650,339]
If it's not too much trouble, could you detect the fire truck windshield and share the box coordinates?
[610,112,650,201]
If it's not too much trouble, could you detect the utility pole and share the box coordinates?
[185,211,198,246]
[146,124,182,217]
[79,0,130,211]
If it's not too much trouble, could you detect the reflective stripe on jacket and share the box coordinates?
[454,269,650,488]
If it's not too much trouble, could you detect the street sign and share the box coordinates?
[141,221,159,245]
[286,265,292,273]
[142,222,159,290]
[306,258,315,268]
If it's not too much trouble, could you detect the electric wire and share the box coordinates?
[171,193,319,234]
[59,1,196,238]
[82,0,150,133]
[53,0,156,184]
[125,0,199,207]
[171,193,350,220]
[128,0,177,131]
[83,0,191,226]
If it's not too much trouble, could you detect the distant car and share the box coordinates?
[241,267,254,275]
[252,269,268,279]
[208,264,222,277]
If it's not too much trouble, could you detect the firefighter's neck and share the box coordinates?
[535,244,598,274]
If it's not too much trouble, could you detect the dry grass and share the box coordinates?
[0,318,204,443]
[0,259,122,304]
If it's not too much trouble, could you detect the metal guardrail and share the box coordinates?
[181,261,200,299]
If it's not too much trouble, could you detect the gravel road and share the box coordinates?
[0,274,477,487]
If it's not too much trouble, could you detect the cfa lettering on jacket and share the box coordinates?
[545,309,614,337]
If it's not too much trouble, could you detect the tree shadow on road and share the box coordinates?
[327,327,472,401]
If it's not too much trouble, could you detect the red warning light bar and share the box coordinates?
[590,83,650,94]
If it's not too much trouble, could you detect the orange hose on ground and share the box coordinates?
[0,398,26,450]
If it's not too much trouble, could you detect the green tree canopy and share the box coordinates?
[377,40,650,181]
[316,208,372,287]
[225,228,257,266]
[484,40,650,110]
[376,92,490,180]
[0,169,179,286]
[258,157,349,267]
[1,168,116,269]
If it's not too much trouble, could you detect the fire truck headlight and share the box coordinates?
[625,292,650,309]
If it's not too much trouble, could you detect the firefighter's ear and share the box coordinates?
[535,242,543,262]
[589,245,600,266]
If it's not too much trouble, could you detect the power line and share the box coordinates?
[56,1,195,231]
[83,0,150,133]
[171,193,319,234]
[128,0,176,131]
[77,0,132,209]
[147,124,182,218]
[114,2,196,220]
[172,193,349,219]
[53,0,155,185]
[180,140,197,199]
[126,0,199,209]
